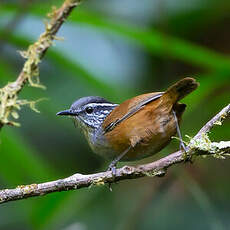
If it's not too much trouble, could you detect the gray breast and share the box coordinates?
[85,127,117,160]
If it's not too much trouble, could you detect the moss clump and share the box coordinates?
[189,133,230,159]
[0,14,56,126]
[90,178,105,188]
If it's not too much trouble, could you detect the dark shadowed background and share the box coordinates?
[0,0,230,229]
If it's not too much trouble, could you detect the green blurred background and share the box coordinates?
[0,0,230,229]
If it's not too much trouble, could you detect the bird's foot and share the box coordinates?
[107,162,118,191]
[107,161,117,177]
[180,142,192,163]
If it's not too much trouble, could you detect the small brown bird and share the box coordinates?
[57,77,199,172]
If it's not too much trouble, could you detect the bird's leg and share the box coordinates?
[172,110,189,161]
[108,146,132,176]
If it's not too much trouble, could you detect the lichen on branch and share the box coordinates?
[0,83,43,126]
[0,0,81,128]
[0,104,229,204]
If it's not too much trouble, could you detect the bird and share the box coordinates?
[57,77,199,173]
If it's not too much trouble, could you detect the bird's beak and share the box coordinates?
[56,109,78,116]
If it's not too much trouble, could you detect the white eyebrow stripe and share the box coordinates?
[86,103,118,107]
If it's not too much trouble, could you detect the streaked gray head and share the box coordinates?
[57,96,118,131]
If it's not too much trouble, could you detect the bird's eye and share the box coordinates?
[85,106,93,114]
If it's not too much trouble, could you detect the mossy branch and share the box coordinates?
[0,104,229,204]
[0,0,82,128]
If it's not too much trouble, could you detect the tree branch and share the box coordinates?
[0,104,229,204]
[0,0,81,128]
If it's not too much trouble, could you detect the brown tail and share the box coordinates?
[163,77,199,103]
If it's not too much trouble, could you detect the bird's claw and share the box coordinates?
[107,163,117,176]
[180,143,192,163]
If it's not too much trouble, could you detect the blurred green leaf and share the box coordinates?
[0,128,82,230]
[2,5,230,72]
[0,58,15,83]
[2,33,122,99]
[47,50,119,98]
[0,128,53,185]
[71,11,230,72]
[31,192,72,230]
[181,172,225,230]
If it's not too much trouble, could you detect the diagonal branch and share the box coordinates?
[0,0,82,129]
[0,104,229,204]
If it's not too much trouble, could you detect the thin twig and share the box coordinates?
[0,0,82,128]
[0,104,229,204]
